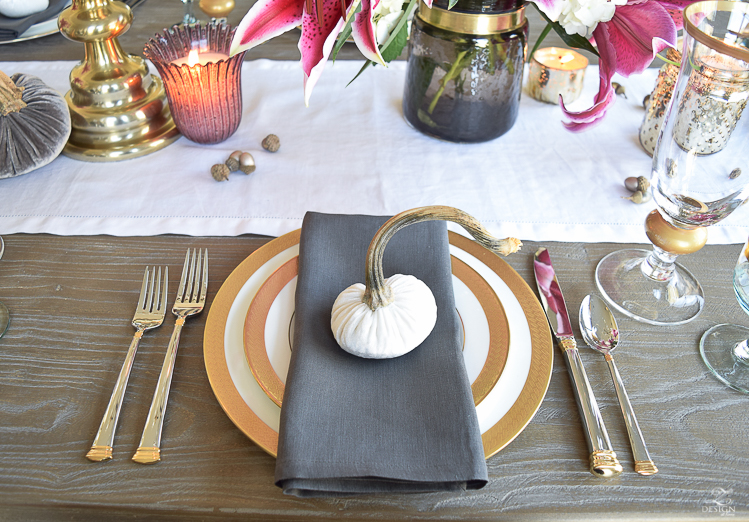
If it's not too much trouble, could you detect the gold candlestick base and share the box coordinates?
[58,0,179,162]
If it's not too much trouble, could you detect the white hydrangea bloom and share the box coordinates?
[556,0,626,38]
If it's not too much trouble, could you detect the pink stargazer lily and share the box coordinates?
[231,0,420,105]
[531,0,697,131]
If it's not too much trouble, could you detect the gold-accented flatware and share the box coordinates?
[133,249,207,464]
[533,248,623,478]
[86,266,168,462]
[579,294,658,476]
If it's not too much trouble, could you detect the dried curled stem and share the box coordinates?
[0,70,26,117]
[363,206,522,310]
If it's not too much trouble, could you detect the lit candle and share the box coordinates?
[527,47,589,104]
[144,22,245,144]
[170,49,230,67]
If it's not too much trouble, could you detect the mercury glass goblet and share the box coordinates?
[0,237,8,338]
[700,238,749,393]
[596,0,749,326]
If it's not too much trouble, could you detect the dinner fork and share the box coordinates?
[86,266,168,462]
[133,249,208,464]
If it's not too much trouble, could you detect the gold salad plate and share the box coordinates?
[204,230,553,458]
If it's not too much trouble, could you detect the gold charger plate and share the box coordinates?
[204,230,553,458]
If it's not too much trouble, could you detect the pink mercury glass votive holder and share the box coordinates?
[143,22,246,144]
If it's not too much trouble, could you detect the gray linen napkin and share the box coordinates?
[0,0,68,41]
[274,212,488,497]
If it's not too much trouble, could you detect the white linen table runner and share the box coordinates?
[0,59,746,243]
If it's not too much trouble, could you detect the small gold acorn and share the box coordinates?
[239,152,256,174]
[226,151,242,172]
[262,134,280,152]
[211,163,230,182]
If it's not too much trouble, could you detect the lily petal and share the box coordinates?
[655,0,698,30]
[300,8,347,105]
[561,24,617,131]
[351,0,386,66]
[605,0,676,76]
[527,0,564,23]
[230,0,305,56]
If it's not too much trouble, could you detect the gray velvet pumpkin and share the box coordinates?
[0,71,71,180]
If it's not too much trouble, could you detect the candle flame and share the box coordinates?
[560,54,574,64]
[187,49,200,67]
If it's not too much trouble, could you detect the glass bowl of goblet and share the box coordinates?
[700,238,749,393]
[596,0,749,326]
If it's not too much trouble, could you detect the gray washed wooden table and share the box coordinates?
[0,1,747,520]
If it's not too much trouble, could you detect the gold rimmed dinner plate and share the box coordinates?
[204,230,553,458]
[243,254,509,408]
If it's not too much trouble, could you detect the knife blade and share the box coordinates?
[533,247,623,478]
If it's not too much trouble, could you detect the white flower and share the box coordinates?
[373,0,407,44]
[556,0,626,37]
[375,11,402,44]
[373,0,405,16]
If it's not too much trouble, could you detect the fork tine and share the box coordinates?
[156,266,168,313]
[137,267,150,311]
[152,267,161,313]
[176,250,190,302]
[186,248,197,302]
[200,250,208,303]
[146,267,157,313]
[190,249,201,303]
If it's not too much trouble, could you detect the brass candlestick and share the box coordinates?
[58,0,179,161]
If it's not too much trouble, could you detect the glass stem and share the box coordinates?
[641,246,678,282]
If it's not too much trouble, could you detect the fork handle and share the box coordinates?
[86,330,144,462]
[133,317,184,464]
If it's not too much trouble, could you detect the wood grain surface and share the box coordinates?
[0,234,747,521]
[0,1,747,520]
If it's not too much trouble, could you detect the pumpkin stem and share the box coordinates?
[0,70,26,117]
[362,205,523,311]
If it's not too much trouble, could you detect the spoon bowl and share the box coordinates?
[580,294,619,355]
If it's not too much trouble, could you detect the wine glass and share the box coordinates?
[699,238,749,393]
[596,0,749,326]
[0,236,9,338]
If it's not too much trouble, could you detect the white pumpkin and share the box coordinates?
[330,206,522,360]
[331,274,437,359]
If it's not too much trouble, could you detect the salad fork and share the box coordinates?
[86,266,168,462]
[133,249,208,464]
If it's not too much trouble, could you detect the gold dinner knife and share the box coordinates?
[533,247,623,477]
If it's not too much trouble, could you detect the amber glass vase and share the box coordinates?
[402,0,527,142]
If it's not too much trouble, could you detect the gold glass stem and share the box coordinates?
[645,210,707,256]
[363,205,522,310]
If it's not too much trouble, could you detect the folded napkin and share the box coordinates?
[275,212,488,497]
[0,0,68,41]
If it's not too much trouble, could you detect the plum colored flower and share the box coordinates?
[231,0,402,105]
[530,0,697,131]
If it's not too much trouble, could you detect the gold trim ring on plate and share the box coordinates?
[417,2,526,35]
[243,254,510,409]
[203,230,553,459]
